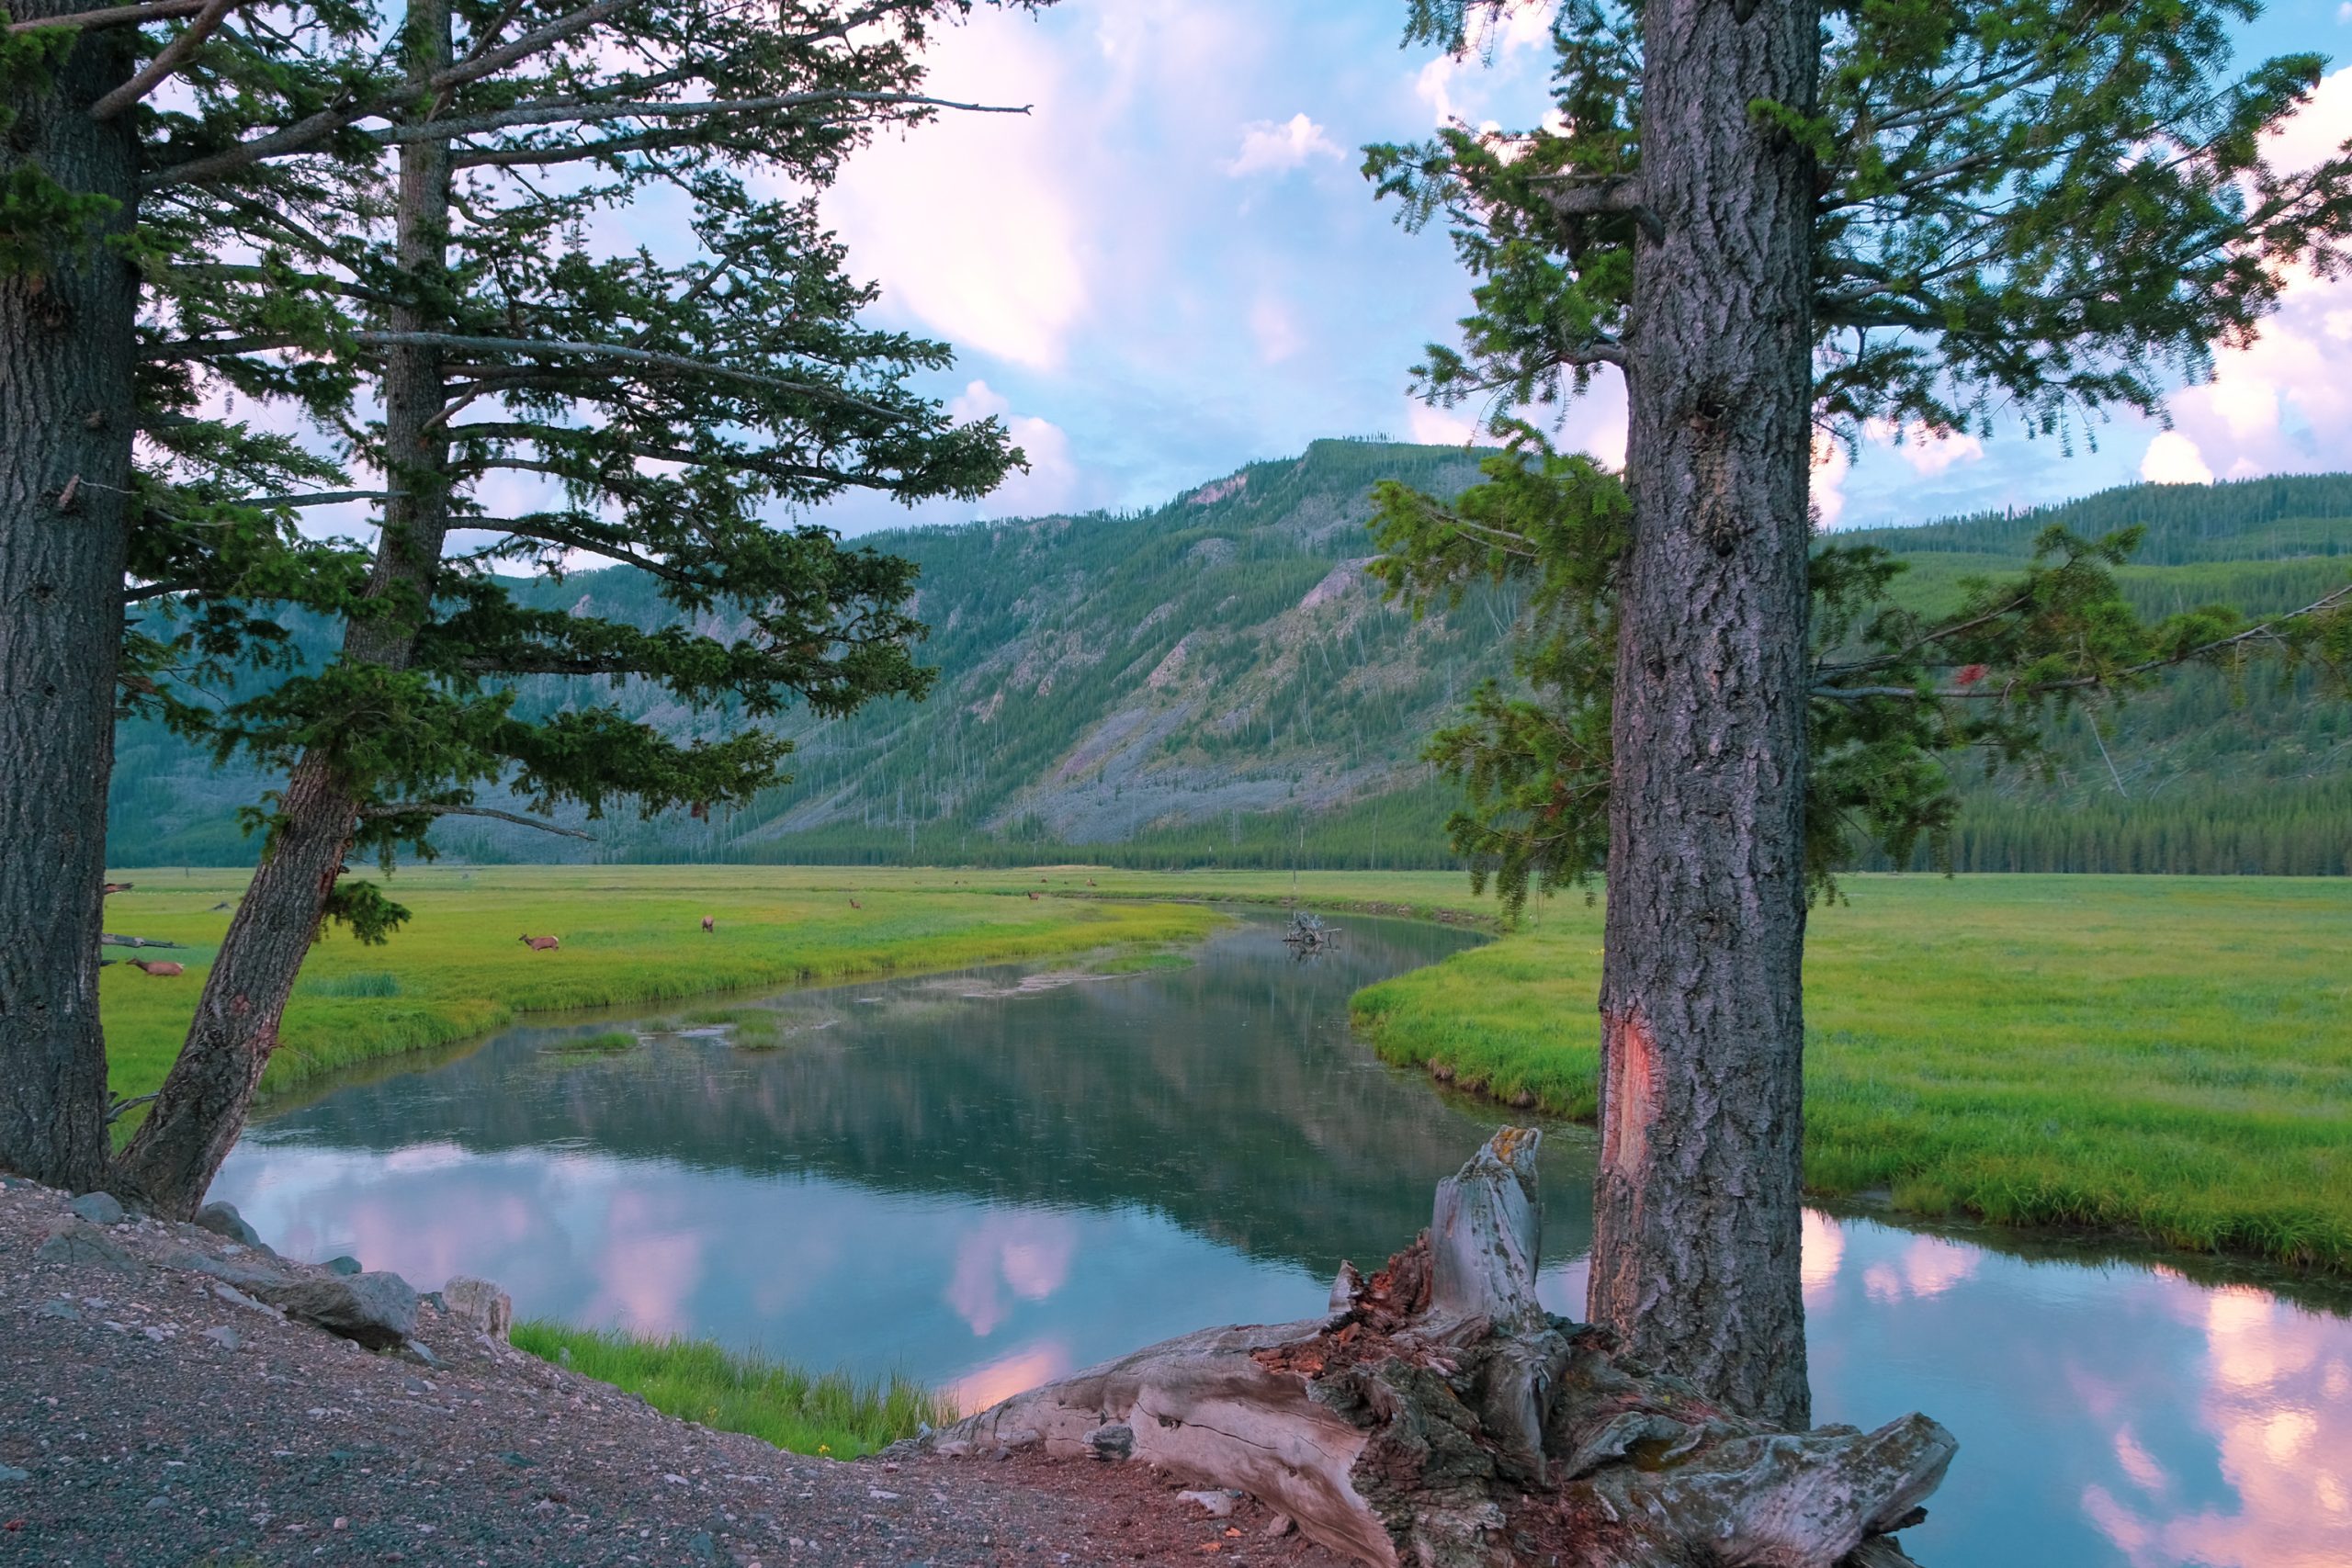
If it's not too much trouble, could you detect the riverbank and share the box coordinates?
[1350,874,2352,1273]
[0,1176,1343,1567]
[97,867,1225,1111]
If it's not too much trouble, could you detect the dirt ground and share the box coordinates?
[0,1177,1352,1568]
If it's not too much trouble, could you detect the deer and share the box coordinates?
[104,881,133,895]
[701,916,715,933]
[129,959,184,977]
[519,933,560,952]
[848,898,862,909]
[1027,890,1041,901]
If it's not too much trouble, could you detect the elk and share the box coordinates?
[701,916,715,933]
[848,898,862,909]
[129,959,184,977]
[104,881,134,895]
[519,933,560,952]
[1027,890,1041,901]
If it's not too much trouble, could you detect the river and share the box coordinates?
[211,908,2352,1568]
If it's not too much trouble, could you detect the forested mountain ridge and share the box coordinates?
[107,449,2352,873]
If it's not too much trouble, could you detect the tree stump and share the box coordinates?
[921,1129,1953,1567]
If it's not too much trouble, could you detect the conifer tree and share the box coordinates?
[1374,0,2352,1422]
[1,0,1035,1206]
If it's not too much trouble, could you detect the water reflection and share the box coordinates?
[211,909,2352,1568]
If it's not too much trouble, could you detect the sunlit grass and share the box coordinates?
[541,1030,638,1055]
[1350,874,2352,1271]
[510,1322,950,1458]
[97,865,1227,1110]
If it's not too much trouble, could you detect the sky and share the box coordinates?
[798,0,2352,536]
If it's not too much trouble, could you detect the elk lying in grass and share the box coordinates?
[701,916,715,933]
[129,959,184,977]
[519,933,560,953]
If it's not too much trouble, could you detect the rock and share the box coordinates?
[1264,1513,1297,1539]
[204,1325,242,1350]
[174,1249,291,1293]
[401,1337,442,1368]
[255,1270,419,1350]
[443,1276,513,1341]
[69,1190,126,1225]
[1087,1423,1134,1461]
[1178,1489,1240,1519]
[35,1298,83,1322]
[0,1465,28,1483]
[194,1201,262,1248]
[325,1255,363,1276]
[38,1221,141,1271]
[498,1450,537,1468]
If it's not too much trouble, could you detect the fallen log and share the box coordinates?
[921,1128,1953,1568]
[100,932,185,949]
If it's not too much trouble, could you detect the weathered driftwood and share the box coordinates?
[922,1129,1953,1568]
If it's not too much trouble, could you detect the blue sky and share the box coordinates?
[807,0,2352,536]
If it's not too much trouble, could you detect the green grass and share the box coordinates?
[1350,874,2352,1272]
[542,1030,639,1055]
[97,865,1227,1109]
[510,1322,950,1458]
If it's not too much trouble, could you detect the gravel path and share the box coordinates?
[0,1178,1351,1568]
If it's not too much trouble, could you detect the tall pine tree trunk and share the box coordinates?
[0,10,141,1190]
[1589,0,1820,1427]
[116,2,454,1214]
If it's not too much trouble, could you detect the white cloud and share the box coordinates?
[2142,431,2216,485]
[1250,294,1305,363]
[818,17,1091,370]
[1863,417,1986,477]
[1408,402,1487,446]
[949,380,1080,513]
[1813,432,1851,527]
[1227,112,1341,176]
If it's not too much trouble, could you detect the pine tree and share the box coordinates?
[1374,0,2352,1422]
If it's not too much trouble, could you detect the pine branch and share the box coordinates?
[357,803,594,840]
[379,88,1030,147]
[6,0,205,33]
[89,0,237,119]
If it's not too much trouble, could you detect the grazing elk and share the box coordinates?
[519,933,560,952]
[1026,890,1041,901]
[104,881,134,894]
[130,959,184,977]
[848,898,862,909]
[701,916,715,933]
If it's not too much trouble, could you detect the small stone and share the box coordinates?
[401,1337,442,1369]
[143,1495,171,1511]
[867,1487,899,1501]
[141,1325,167,1341]
[325,1256,363,1277]
[204,1325,242,1351]
[69,1190,127,1225]
[38,1220,141,1271]
[1262,1513,1296,1539]
[0,1465,28,1483]
[498,1451,537,1468]
[1177,1489,1239,1519]
[35,1299,82,1322]
[194,1201,263,1248]
[443,1277,512,1341]
[686,1531,715,1562]
[1086,1423,1134,1461]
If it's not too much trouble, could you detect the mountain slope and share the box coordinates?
[105,450,2352,874]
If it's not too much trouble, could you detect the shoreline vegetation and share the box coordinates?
[96,865,1228,1115]
[509,1323,952,1460]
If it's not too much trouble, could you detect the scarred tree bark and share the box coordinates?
[0,6,141,1190]
[1589,0,1821,1427]
[115,0,456,1213]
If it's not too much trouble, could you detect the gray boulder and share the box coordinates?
[443,1276,513,1341]
[37,1221,141,1272]
[257,1270,419,1349]
[194,1201,263,1248]
[68,1191,126,1225]
[325,1256,363,1277]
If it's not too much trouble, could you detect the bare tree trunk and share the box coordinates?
[116,0,455,1214]
[924,1132,1951,1568]
[1590,0,1822,1427]
[0,7,141,1190]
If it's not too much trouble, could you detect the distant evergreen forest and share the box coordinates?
[107,450,2352,876]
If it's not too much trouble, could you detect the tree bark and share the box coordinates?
[0,6,141,1190]
[115,0,456,1214]
[1590,0,1822,1426]
[922,1132,1952,1568]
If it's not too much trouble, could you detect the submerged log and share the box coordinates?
[922,1129,1953,1568]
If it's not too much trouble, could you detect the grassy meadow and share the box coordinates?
[1350,874,2352,1272]
[509,1322,950,1459]
[96,864,1225,1108]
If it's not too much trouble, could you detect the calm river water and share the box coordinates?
[212,909,2352,1568]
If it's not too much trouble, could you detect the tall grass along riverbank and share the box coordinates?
[96,865,1224,1109]
[510,1323,949,1459]
[1351,874,2352,1273]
